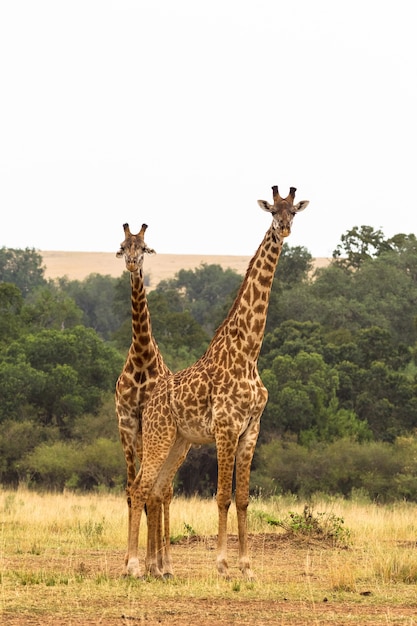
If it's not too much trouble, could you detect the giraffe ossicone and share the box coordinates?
[125,186,309,580]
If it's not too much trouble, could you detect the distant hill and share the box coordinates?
[40,251,331,290]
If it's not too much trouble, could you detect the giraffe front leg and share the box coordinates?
[124,487,132,566]
[215,436,237,579]
[161,486,174,578]
[145,496,164,579]
[158,437,191,578]
[216,494,231,579]
[126,481,146,578]
[235,423,260,581]
[124,462,139,568]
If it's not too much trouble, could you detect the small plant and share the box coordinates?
[77,517,105,541]
[170,522,197,544]
[251,509,281,527]
[183,522,196,537]
[278,505,351,547]
[252,505,351,547]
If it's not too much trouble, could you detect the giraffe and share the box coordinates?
[115,222,188,577]
[125,186,309,580]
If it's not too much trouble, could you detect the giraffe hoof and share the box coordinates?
[163,572,174,580]
[216,556,230,579]
[243,569,256,582]
[147,565,164,579]
[126,557,143,578]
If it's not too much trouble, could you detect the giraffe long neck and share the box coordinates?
[130,269,158,360]
[211,224,284,362]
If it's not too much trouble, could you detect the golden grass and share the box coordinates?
[2,489,417,625]
[40,250,331,289]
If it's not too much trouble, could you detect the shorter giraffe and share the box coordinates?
[115,223,188,577]
[125,186,309,579]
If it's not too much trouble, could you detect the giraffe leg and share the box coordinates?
[145,497,164,578]
[162,485,174,578]
[235,421,260,581]
[154,437,191,578]
[215,433,239,579]
[126,423,177,578]
[118,423,139,568]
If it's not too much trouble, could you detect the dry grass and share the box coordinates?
[40,250,331,289]
[2,490,417,625]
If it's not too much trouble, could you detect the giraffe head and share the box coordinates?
[116,223,156,272]
[257,186,309,237]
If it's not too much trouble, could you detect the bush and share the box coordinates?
[251,437,417,502]
[23,438,125,491]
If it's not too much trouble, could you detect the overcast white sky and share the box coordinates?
[0,1,416,258]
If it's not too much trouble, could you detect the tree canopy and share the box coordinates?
[2,231,417,501]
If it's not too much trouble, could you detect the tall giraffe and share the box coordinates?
[125,186,309,579]
[115,222,187,577]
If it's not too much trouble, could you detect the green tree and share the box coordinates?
[0,419,50,487]
[0,283,24,344]
[275,244,313,286]
[0,326,123,435]
[260,320,325,368]
[260,351,368,443]
[265,245,313,331]
[60,273,120,339]
[22,285,83,331]
[155,263,241,336]
[332,225,390,270]
[0,247,47,295]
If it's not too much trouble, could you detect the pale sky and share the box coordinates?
[1,1,416,258]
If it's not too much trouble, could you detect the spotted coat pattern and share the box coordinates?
[125,187,309,580]
[115,223,189,577]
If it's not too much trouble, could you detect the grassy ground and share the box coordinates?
[2,489,417,625]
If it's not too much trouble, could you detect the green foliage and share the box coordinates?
[170,522,197,544]
[155,263,241,336]
[0,419,52,487]
[24,438,124,491]
[22,285,84,332]
[147,289,210,369]
[276,244,314,286]
[0,247,47,295]
[266,245,313,331]
[251,437,417,503]
[113,285,210,369]
[332,225,390,270]
[0,326,123,435]
[252,505,351,546]
[59,273,120,339]
[260,351,371,443]
[2,233,417,497]
[0,283,24,344]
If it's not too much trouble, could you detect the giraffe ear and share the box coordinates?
[116,248,124,258]
[257,200,274,213]
[144,246,156,255]
[293,200,310,213]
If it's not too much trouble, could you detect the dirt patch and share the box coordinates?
[3,533,416,625]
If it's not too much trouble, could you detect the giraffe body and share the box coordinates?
[126,187,309,579]
[115,223,189,577]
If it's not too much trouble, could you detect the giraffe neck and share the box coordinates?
[211,224,284,362]
[129,269,155,358]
